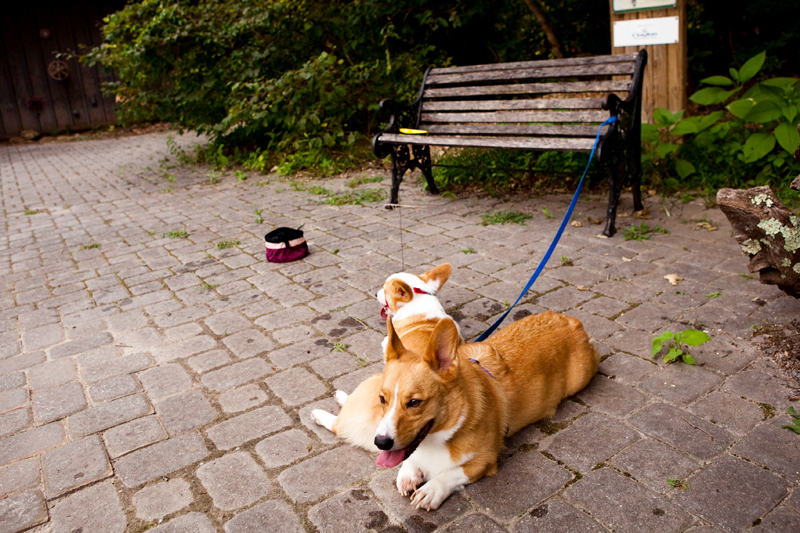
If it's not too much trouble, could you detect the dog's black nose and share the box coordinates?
[374,435,394,450]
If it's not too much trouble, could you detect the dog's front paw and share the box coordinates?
[311,409,336,431]
[334,390,348,407]
[411,478,450,511]
[396,466,424,497]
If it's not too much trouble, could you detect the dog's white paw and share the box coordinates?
[411,478,449,511]
[334,390,348,407]
[311,409,336,431]
[396,465,424,496]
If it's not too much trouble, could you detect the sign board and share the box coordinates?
[613,16,679,47]
[613,0,676,12]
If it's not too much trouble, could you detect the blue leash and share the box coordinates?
[473,115,617,343]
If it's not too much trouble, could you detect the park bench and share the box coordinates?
[372,51,647,237]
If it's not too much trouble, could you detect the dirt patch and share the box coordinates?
[756,319,800,387]
[2,122,173,145]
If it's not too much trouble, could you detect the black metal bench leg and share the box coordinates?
[414,145,439,195]
[631,171,644,212]
[387,147,410,207]
[603,153,625,238]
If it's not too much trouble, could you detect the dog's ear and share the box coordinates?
[425,318,460,377]
[386,279,413,311]
[418,264,451,293]
[385,317,408,362]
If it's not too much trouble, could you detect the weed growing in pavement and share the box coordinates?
[330,249,339,254]
[705,291,722,299]
[543,207,554,219]
[561,256,573,267]
[254,208,264,224]
[206,171,221,184]
[162,229,189,239]
[667,478,690,490]
[354,353,370,368]
[215,240,240,249]
[23,209,38,215]
[234,170,247,181]
[330,343,348,353]
[460,248,477,254]
[81,243,101,250]
[200,283,218,291]
[481,210,532,226]
[783,407,800,434]
[347,175,383,188]
[624,222,670,241]
[652,329,711,365]
[323,188,386,206]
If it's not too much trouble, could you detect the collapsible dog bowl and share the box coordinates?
[264,227,309,263]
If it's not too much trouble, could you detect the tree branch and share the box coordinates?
[521,0,564,59]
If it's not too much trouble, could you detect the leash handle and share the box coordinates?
[473,116,617,342]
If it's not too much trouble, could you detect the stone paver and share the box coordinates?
[197,452,272,511]
[42,435,112,497]
[2,131,799,531]
[50,481,125,533]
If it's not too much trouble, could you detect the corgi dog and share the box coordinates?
[315,309,599,511]
[311,263,459,451]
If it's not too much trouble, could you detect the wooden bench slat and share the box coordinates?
[428,54,638,75]
[423,124,609,137]
[378,133,595,151]
[426,63,635,85]
[420,110,609,124]
[421,98,604,112]
[423,80,631,98]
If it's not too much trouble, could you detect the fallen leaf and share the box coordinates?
[696,221,718,231]
[633,208,651,220]
[622,257,632,262]
[617,212,630,218]
[664,274,684,286]
[588,217,605,225]
[595,234,608,239]
[577,285,590,291]
[570,220,583,227]
[648,189,657,195]
[306,443,313,452]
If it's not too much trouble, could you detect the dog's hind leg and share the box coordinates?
[311,409,337,432]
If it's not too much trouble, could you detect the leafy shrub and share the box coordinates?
[642,51,800,207]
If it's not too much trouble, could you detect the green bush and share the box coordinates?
[642,51,800,208]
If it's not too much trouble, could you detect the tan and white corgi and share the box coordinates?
[311,263,459,451]
[315,309,599,511]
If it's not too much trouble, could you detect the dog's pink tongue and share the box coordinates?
[376,450,405,468]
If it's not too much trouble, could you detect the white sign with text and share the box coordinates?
[612,0,677,13]
[613,16,679,47]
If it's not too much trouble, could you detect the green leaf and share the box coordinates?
[782,105,798,123]
[775,122,800,154]
[680,329,712,346]
[729,67,740,82]
[653,108,682,126]
[671,117,699,135]
[742,132,777,163]
[726,98,755,119]
[701,75,733,87]
[674,158,696,179]
[697,111,725,132]
[664,347,680,363]
[656,143,680,158]
[745,101,782,123]
[789,407,798,417]
[652,331,674,356]
[738,51,766,83]
[681,353,697,365]
[690,87,725,106]
[783,423,800,434]
[762,77,799,90]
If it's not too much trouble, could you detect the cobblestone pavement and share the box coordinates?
[2,132,800,533]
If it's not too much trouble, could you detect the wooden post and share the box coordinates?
[610,0,687,123]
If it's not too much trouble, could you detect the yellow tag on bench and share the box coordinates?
[399,128,428,135]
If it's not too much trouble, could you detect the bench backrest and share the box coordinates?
[415,53,644,142]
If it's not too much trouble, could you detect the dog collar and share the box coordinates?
[381,287,432,319]
[412,287,431,295]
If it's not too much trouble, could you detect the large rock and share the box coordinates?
[717,186,800,297]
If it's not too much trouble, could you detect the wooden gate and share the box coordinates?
[0,0,124,139]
